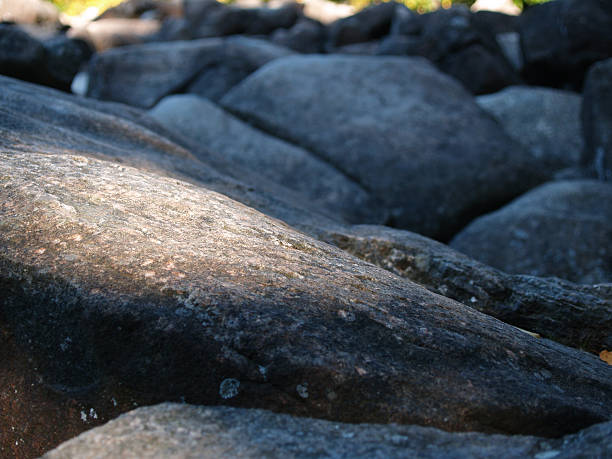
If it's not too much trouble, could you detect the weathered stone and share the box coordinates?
[582,58,612,181]
[86,36,292,108]
[43,35,94,91]
[43,404,612,459]
[0,23,46,83]
[325,224,612,353]
[149,94,381,224]
[519,0,612,89]
[451,180,612,285]
[1,74,612,457]
[477,86,583,172]
[270,17,326,54]
[221,55,545,240]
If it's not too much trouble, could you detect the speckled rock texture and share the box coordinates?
[477,86,583,173]
[450,180,612,285]
[43,403,612,459]
[149,94,382,224]
[221,55,547,240]
[325,225,612,353]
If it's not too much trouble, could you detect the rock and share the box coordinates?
[0,23,46,84]
[519,0,612,89]
[582,58,612,181]
[471,0,521,16]
[43,35,94,91]
[0,0,59,26]
[324,224,612,353]
[97,0,181,21]
[86,36,292,108]
[477,86,583,172]
[183,0,299,39]
[326,1,399,50]
[495,32,522,72]
[300,0,354,25]
[149,94,381,224]
[185,36,294,102]
[450,180,612,285]
[43,404,612,459]
[221,55,545,240]
[68,18,162,52]
[1,74,612,457]
[270,17,326,54]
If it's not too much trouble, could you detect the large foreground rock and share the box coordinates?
[451,181,612,284]
[582,58,612,181]
[44,404,612,459]
[149,94,382,224]
[325,225,612,353]
[86,36,293,108]
[222,55,546,240]
[477,86,583,172]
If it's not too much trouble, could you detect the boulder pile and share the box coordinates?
[0,0,611,457]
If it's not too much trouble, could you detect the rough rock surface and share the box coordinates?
[86,36,292,108]
[477,86,583,172]
[43,403,612,459]
[451,180,612,285]
[582,58,612,181]
[325,225,612,353]
[222,54,545,240]
[149,94,381,224]
[519,0,612,89]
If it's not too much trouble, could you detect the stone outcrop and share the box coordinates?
[451,180,612,285]
[43,403,612,459]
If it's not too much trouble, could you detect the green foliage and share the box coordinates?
[46,0,123,16]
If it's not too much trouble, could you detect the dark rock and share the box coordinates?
[471,10,519,35]
[97,0,181,21]
[495,32,522,72]
[325,224,612,353]
[0,23,46,83]
[270,17,326,54]
[149,94,382,224]
[326,1,399,50]
[221,55,546,240]
[184,0,299,39]
[0,0,59,26]
[86,36,292,108]
[451,180,612,285]
[519,0,612,90]
[43,35,94,91]
[335,40,381,56]
[389,4,422,36]
[377,33,421,56]
[43,404,612,459]
[1,75,612,456]
[68,18,162,52]
[185,36,294,102]
[582,58,612,181]
[477,86,583,173]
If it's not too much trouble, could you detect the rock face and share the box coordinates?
[86,36,293,108]
[149,94,381,224]
[519,0,612,89]
[43,404,612,459]
[2,76,612,458]
[325,225,612,353]
[222,54,545,240]
[451,180,612,285]
[582,58,612,181]
[477,86,583,172]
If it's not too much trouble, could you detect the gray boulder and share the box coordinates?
[451,180,612,284]
[325,224,612,353]
[582,58,612,181]
[270,17,326,54]
[43,404,612,459]
[86,36,292,108]
[149,94,381,224]
[221,55,546,240]
[477,86,583,172]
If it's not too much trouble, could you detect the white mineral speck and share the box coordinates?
[89,408,98,419]
[219,378,240,399]
[296,383,309,399]
[80,411,87,422]
[470,296,477,303]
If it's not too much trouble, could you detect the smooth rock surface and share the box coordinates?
[86,36,292,108]
[477,86,583,172]
[149,94,381,224]
[451,180,612,285]
[582,58,612,181]
[325,225,612,353]
[43,403,612,459]
[222,55,545,240]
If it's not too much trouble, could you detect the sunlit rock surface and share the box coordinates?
[43,403,612,459]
